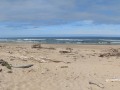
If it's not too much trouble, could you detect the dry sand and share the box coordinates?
[0,43,120,90]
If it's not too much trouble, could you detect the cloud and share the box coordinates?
[0,0,120,25]
[0,20,120,37]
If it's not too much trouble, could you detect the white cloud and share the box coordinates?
[0,0,120,25]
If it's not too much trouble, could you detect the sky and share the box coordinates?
[0,0,120,37]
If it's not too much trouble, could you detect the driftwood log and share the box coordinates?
[12,64,33,68]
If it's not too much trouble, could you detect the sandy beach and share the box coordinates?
[0,43,120,90]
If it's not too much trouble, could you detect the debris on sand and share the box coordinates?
[0,69,2,72]
[7,71,13,73]
[99,48,120,57]
[66,48,73,52]
[0,59,33,69]
[45,47,56,50]
[31,44,42,49]
[0,45,5,48]
[0,59,12,69]
[106,78,120,82]
[49,60,63,63]
[89,81,104,88]
[12,64,33,68]
[32,44,55,50]
[59,48,73,54]
[59,50,71,53]
[61,66,68,68]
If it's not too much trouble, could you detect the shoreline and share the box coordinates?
[0,36,120,45]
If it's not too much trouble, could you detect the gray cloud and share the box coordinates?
[0,0,120,25]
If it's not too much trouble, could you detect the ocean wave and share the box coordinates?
[0,39,8,41]
[110,42,120,44]
[55,39,83,41]
[99,39,120,42]
[17,39,46,41]
[0,37,120,44]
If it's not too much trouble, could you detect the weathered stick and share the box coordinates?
[89,81,104,88]
[12,64,33,68]
[106,79,120,82]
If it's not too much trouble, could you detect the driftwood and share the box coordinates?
[0,59,33,71]
[61,66,68,68]
[0,69,2,72]
[32,44,42,48]
[44,47,56,50]
[106,79,120,82]
[0,59,12,69]
[89,75,104,89]
[59,51,71,53]
[59,48,73,54]
[12,64,33,68]
[99,48,120,57]
[32,44,56,50]
[66,48,73,52]
[89,81,104,88]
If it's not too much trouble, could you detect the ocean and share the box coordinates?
[0,37,120,45]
